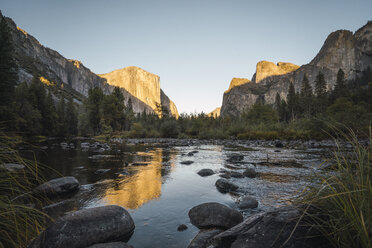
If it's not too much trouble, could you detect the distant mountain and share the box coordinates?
[220,21,372,117]
[0,11,178,117]
[207,107,221,118]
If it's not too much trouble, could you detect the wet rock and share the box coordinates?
[28,205,135,248]
[177,224,188,231]
[274,150,281,152]
[238,196,258,209]
[211,206,330,248]
[219,173,231,179]
[226,154,244,163]
[197,169,214,177]
[94,169,111,175]
[275,140,284,148]
[191,150,199,154]
[187,228,223,248]
[243,168,256,178]
[230,171,244,178]
[188,202,243,229]
[60,142,69,149]
[33,176,79,198]
[215,179,238,193]
[1,163,25,172]
[181,160,194,165]
[87,242,133,248]
[187,152,195,156]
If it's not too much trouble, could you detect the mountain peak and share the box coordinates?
[254,61,299,83]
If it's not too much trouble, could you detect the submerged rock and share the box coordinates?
[197,169,215,177]
[28,205,135,248]
[243,168,256,178]
[94,169,111,175]
[238,196,258,209]
[187,228,223,248]
[215,179,238,193]
[177,224,188,231]
[188,202,243,229]
[33,176,79,198]
[226,154,244,163]
[181,160,194,165]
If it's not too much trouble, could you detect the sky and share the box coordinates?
[1,0,372,114]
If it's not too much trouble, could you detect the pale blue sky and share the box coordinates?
[1,0,371,113]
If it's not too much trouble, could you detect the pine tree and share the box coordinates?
[287,82,297,120]
[300,74,314,116]
[315,71,327,98]
[65,97,78,135]
[331,69,349,101]
[86,87,104,134]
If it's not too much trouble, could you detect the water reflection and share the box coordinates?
[104,148,174,209]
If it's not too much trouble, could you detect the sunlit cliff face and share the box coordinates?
[103,148,175,209]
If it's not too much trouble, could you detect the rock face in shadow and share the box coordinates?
[188,202,243,230]
[0,11,178,116]
[221,21,372,117]
[28,205,135,248]
[211,206,331,248]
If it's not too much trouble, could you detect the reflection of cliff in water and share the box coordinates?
[104,148,175,209]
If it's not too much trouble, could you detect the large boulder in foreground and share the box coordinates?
[28,205,135,248]
[187,228,223,248]
[211,206,330,248]
[189,202,243,230]
[33,176,79,198]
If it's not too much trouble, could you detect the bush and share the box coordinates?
[160,120,180,138]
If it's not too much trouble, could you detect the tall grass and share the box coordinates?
[0,133,49,248]
[300,128,371,248]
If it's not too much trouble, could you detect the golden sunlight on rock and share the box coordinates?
[103,149,174,209]
[16,26,28,37]
[254,61,299,83]
[225,78,250,93]
[39,76,55,86]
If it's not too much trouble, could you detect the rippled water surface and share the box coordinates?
[23,141,328,247]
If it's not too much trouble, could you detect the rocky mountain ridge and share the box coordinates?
[1,11,178,117]
[220,21,372,117]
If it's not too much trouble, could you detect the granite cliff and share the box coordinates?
[1,11,178,117]
[221,21,372,117]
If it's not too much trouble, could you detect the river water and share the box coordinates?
[21,140,329,248]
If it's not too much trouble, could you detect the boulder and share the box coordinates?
[230,171,244,178]
[177,224,188,231]
[188,202,243,229]
[238,196,258,209]
[226,154,244,163]
[275,140,284,148]
[87,242,133,248]
[211,206,330,248]
[33,177,79,198]
[187,229,223,248]
[215,179,238,193]
[28,205,135,248]
[243,168,256,178]
[197,169,214,177]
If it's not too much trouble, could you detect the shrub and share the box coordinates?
[160,120,180,138]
